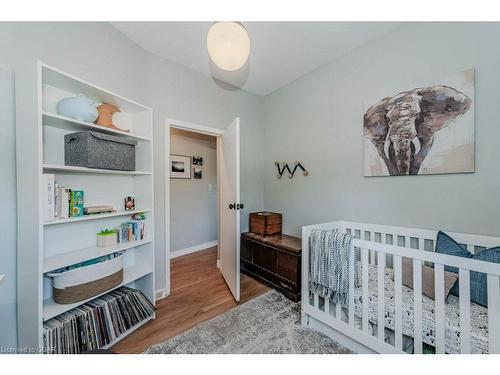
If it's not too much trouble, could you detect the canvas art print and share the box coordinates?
[363,69,474,176]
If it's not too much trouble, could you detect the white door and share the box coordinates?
[218,118,241,301]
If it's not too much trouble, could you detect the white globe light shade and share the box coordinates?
[207,22,250,72]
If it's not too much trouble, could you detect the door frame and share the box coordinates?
[164,118,224,297]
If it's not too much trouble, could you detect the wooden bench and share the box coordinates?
[241,232,301,302]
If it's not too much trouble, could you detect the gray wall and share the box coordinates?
[263,22,500,238]
[170,129,217,253]
[0,67,17,349]
[0,22,264,347]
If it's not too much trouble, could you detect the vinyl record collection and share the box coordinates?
[43,287,155,354]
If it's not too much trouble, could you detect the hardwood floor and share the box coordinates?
[111,247,269,353]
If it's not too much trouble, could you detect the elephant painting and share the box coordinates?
[363,70,474,176]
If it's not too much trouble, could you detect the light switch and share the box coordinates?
[208,183,213,192]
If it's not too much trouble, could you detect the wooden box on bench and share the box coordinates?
[249,212,282,236]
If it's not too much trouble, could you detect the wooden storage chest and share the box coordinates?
[241,232,301,302]
[249,211,282,236]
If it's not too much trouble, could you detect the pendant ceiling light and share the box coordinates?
[207,22,250,72]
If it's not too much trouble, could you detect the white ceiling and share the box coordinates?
[111,22,402,96]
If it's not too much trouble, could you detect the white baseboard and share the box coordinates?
[155,289,167,301]
[170,240,218,259]
[155,286,171,301]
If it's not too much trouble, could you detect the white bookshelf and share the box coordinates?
[43,164,152,176]
[102,315,154,350]
[43,208,153,226]
[43,238,152,273]
[17,62,155,351]
[42,111,152,142]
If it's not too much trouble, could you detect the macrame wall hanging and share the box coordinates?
[275,161,309,179]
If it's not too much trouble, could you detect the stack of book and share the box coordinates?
[43,173,85,220]
[43,287,155,354]
[117,219,146,243]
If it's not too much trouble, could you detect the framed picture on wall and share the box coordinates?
[193,167,202,179]
[193,156,203,166]
[170,154,191,179]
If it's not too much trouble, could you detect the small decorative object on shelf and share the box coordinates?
[97,229,118,248]
[275,161,309,179]
[193,167,202,179]
[124,196,135,211]
[95,103,130,133]
[131,212,145,220]
[57,94,98,122]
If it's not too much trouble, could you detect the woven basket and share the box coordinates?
[48,252,124,304]
[53,269,123,304]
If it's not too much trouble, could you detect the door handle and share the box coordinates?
[228,203,244,210]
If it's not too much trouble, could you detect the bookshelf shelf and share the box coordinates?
[42,164,152,176]
[43,238,152,273]
[43,266,153,321]
[42,111,152,142]
[43,209,152,226]
[16,62,156,351]
[102,315,154,350]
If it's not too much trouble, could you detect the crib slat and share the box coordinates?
[487,274,500,354]
[413,259,423,354]
[313,293,319,309]
[348,242,355,325]
[459,268,471,354]
[362,248,369,334]
[336,301,341,319]
[324,297,330,315]
[377,251,385,340]
[394,255,403,351]
[434,264,445,354]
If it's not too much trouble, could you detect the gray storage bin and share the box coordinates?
[64,131,136,171]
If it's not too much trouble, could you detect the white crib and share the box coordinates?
[301,221,500,354]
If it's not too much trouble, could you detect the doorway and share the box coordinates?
[164,118,241,302]
[169,128,218,259]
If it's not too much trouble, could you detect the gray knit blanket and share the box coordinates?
[309,229,353,306]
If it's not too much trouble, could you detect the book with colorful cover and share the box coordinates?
[70,190,84,217]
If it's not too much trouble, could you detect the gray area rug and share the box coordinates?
[144,290,352,354]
